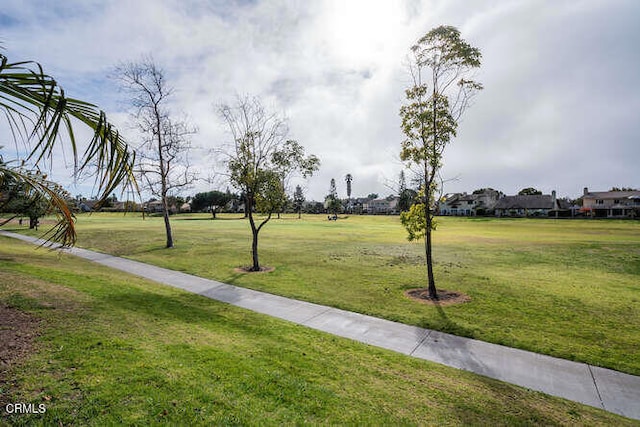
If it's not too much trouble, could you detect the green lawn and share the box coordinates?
[7,213,640,377]
[1,237,636,425]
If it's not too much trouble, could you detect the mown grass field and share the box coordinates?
[1,237,637,425]
[25,214,640,375]
[10,213,640,376]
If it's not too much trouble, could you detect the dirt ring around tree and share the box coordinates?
[405,288,471,306]
[233,266,276,274]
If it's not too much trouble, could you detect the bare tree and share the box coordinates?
[114,58,196,248]
[218,95,319,271]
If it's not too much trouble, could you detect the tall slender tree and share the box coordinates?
[399,26,482,299]
[344,173,353,213]
[326,178,341,215]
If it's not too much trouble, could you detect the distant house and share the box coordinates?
[439,193,476,216]
[145,200,164,213]
[350,197,370,214]
[363,197,398,214]
[581,188,640,218]
[439,189,501,216]
[78,199,98,212]
[494,191,570,217]
[144,200,177,214]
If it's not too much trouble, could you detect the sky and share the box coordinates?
[1,0,639,201]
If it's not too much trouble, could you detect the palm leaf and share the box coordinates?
[0,51,138,244]
[0,164,76,247]
[0,52,137,207]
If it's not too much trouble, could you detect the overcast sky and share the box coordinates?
[2,0,638,201]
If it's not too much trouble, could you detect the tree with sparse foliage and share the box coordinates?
[114,57,196,249]
[219,95,319,271]
[0,50,136,246]
[399,25,482,299]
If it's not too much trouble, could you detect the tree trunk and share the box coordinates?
[251,227,260,271]
[248,208,260,271]
[426,82,438,300]
[163,199,174,249]
[425,211,437,299]
[29,216,38,230]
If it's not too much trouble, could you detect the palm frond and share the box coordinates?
[0,164,76,247]
[0,52,137,210]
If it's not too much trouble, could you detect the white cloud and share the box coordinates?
[2,0,639,201]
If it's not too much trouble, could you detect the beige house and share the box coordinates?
[363,197,398,214]
[581,188,640,218]
[439,189,501,216]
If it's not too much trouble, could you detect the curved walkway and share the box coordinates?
[3,230,639,421]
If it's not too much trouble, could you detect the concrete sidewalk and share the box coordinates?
[2,230,639,421]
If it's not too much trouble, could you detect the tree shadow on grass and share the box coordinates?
[427,302,476,339]
[225,272,246,285]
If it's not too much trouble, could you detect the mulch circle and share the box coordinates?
[405,288,471,306]
[233,266,276,274]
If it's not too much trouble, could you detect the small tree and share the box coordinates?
[293,185,305,219]
[399,25,482,299]
[114,58,196,248]
[219,95,319,271]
